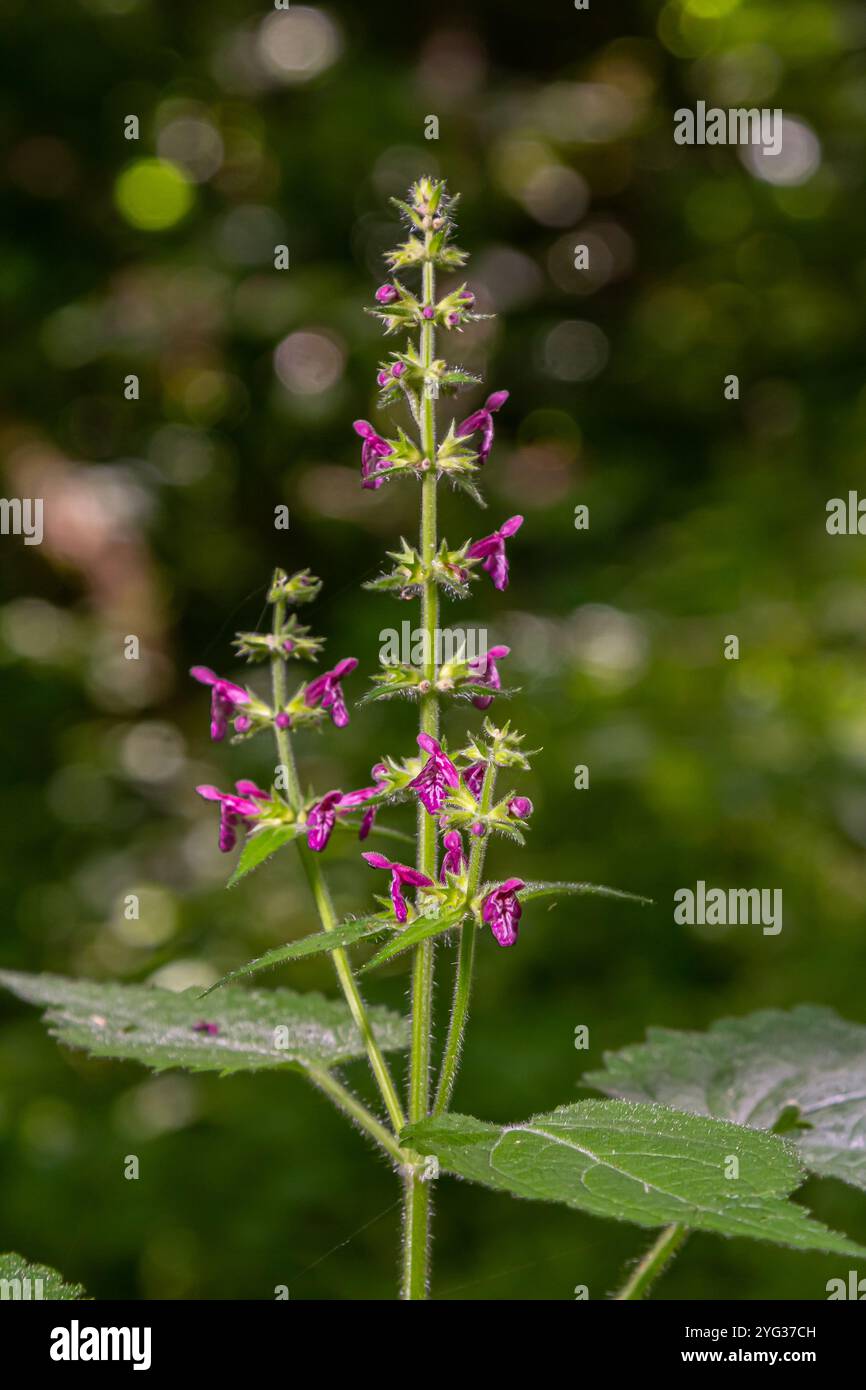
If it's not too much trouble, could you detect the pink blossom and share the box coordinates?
[457,389,509,465]
[466,515,523,592]
[353,420,393,490]
[196,780,270,852]
[469,644,510,711]
[363,851,433,924]
[408,732,460,815]
[304,657,358,728]
[190,666,250,742]
[440,830,466,880]
[482,877,525,947]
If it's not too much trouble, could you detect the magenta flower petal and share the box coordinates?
[457,389,509,465]
[440,830,466,881]
[469,644,510,711]
[196,781,267,852]
[408,734,460,815]
[463,761,486,798]
[467,516,523,592]
[306,790,343,852]
[363,852,434,922]
[190,666,250,741]
[353,420,394,490]
[362,851,392,871]
[482,878,525,947]
[305,659,358,728]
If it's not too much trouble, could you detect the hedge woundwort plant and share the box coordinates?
[5,177,866,1304]
[194,177,554,1297]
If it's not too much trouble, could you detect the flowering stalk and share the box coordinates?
[189,176,610,1300]
[403,248,441,1301]
[268,588,406,1137]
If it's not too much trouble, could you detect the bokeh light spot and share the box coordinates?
[115,159,194,231]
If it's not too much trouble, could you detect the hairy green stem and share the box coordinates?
[433,760,497,1114]
[614,1223,689,1300]
[402,251,439,1301]
[306,1065,405,1166]
[270,596,406,1136]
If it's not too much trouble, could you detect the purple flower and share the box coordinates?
[363,851,434,924]
[482,877,525,947]
[306,783,382,852]
[408,732,460,815]
[193,1020,219,1036]
[375,284,398,304]
[508,796,533,819]
[306,789,344,852]
[275,711,291,730]
[457,389,509,466]
[446,312,460,327]
[463,761,486,799]
[422,306,435,320]
[196,780,270,852]
[305,657,358,728]
[469,644,510,711]
[440,830,466,880]
[190,666,251,742]
[353,420,393,490]
[391,361,406,378]
[466,514,523,592]
[459,289,475,308]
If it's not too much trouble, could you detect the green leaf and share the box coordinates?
[200,916,395,994]
[404,1100,866,1256]
[0,1253,86,1300]
[0,970,408,1075]
[360,909,467,974]
[585,1006,866,1192]
[518,880,653,908]
[227,825,300,887]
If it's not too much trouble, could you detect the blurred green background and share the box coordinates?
[3,0,866,1300]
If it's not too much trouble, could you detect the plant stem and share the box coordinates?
[306,1065,405,1166]
[402,251,439,1301]
[270,596,405,1136]
[614,1223,689,1300]
[433,760,497,1113]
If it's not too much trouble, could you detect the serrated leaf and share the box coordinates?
[518,880,653,908]
[360,909,468,974]
[586,1006,866,1193]
[404,1100,866,1256]
[0,970,408,1074]
[0,1253,86,1300]
[227,825,300,887]
[201,916,395,994]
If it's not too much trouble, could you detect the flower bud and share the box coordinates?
[375,284,398,304]
[274,712,291,730]
[422,306,435,320]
